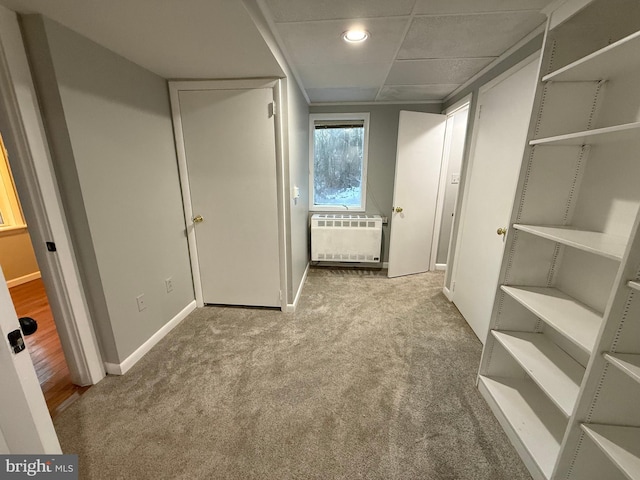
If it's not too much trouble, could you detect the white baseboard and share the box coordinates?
[285,263,309,313]
[442,286,453,301]
[435,263,446,271]
[6,271,41,288]
[104,300,197,375]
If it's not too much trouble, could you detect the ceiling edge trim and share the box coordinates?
[242,0,310,105]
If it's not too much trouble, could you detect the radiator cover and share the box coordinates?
[311,214,382,263]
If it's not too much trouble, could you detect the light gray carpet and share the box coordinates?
[54,269,531,480]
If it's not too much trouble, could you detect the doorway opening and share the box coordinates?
[0,133,88,417]
[433,100,471,273]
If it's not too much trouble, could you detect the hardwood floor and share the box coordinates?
[9,278,89,418]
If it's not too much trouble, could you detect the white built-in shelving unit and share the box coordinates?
[476,0,640,479]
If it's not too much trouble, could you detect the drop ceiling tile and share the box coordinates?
[297,63,390,89]
[276,17,408,65]
[264,0,416,22]
[398,12,546,59]
[307,87,379,103]
[386,58,494,85]
[414,0,552,15]
[377,85,459,101]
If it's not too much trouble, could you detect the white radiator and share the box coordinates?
[311,214,382,263]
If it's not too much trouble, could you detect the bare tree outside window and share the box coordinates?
[313,125,364,207]
[309,113,369,211]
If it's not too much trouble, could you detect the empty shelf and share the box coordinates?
[479,376,565,479]
[501,286,603,356]
[582,424,640,480]
[605,353,640,385]
[514,224,627,261]
[543,30,640,82]
[530,122,640,147]
[493,331,584,416]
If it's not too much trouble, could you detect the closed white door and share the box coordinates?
[0,266,60,453]
[452,56,539,342]
[388,111,446,278]
[179,88,281,307]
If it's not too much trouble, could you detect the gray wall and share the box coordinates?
[21,16,194,364]
[286,79,310,299]
[309,103,441,262]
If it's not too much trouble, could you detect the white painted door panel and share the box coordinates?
[452,57,539,342]
[179,88,280,307]
[388,111,446,278]
[0,266,60,453]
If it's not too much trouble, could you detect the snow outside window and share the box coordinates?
[309,113,370,212]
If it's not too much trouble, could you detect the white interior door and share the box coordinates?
[388,111,446,278]
[0,266,60,453]
[178,87,281,307]
[451,55,539,342]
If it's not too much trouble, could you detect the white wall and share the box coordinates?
[21,16,194,364]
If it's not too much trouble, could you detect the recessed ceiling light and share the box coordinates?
[342,29,369,43]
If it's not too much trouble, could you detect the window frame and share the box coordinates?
[309,112,370,212]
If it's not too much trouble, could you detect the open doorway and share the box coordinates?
[431,99,471,272]
[0,133,88,417]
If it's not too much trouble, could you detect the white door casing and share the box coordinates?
[388,111,447,278]
[451,54,539,343]
[0,5,104,386]
[0,266,60,454]
[172,82,281,308]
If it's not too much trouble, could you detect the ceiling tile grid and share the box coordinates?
[397,12,547,60]
[275,17,409,66]
[0,0,553,103]
[385,58,495,85]
[264,0,416,22]
[262,0,551,103]
[413,0,552,15]
[306,87,380,103]
[377,84,460,102]
[297,63,391,89]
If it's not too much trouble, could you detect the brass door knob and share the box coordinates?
[394,207,403,213]
[193,215,204,224]
[497,227,507,236]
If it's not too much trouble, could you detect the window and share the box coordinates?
[309,113,370,211]
[0,133,26,231]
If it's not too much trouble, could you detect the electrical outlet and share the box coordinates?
[165,277,173,293]
[136,294,147,312]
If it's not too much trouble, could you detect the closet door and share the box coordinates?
[177,86,281,308]
[452,55,538,342]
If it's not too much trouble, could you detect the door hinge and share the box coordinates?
[268,101,277,118]
[451,281,456,293]
[477,105,483,119]
[279,290,282,301]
